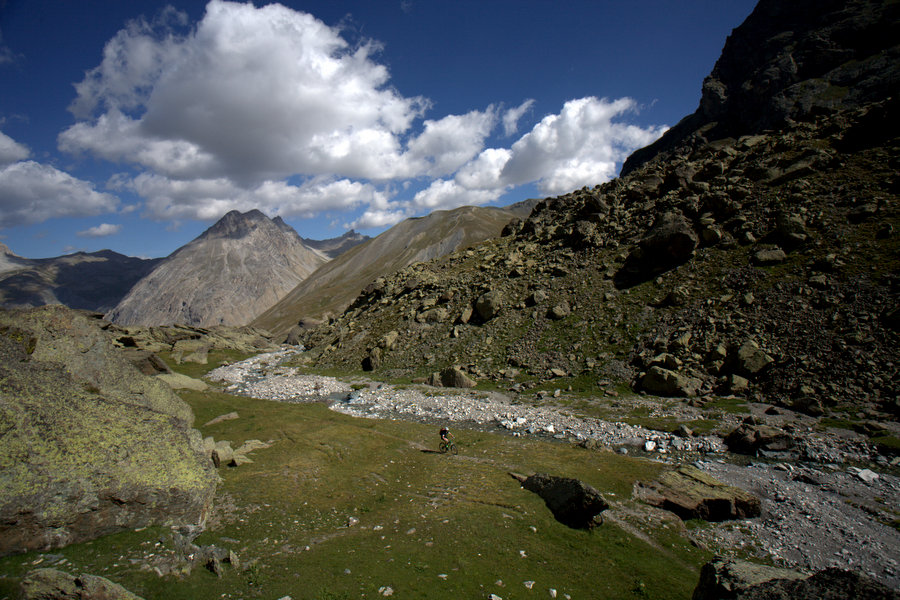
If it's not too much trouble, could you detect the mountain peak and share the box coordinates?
[204,209,274,239]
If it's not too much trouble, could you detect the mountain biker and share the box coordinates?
[440,426,452,444]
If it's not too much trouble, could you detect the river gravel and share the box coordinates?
[206,347,726,454]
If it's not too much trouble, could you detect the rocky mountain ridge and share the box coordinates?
[293,0,899,431]
[300,229,369,259]
[106,209,328,328]
[0,247,161,313]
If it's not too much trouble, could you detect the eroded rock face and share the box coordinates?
[637,465,761,521]
[691,558,808,600]
[516,472,609,529]
[691,558,900,600]
[623,0,900,175]
[0,306,217,557]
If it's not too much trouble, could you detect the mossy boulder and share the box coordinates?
[0,306,217,557]
[20,567,144,600]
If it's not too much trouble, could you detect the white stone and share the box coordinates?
[857,469,879,483]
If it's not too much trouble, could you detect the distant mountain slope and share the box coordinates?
[0,245,161,313]
[253,202,536,336]
[0,243,27,276]
[106,209,328,327]
[301,230,370,259]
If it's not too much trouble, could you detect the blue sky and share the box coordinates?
[0,0,756,259]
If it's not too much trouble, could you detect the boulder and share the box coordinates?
[753,248,787,265]
[691,558,807,600]
[637,465,761,521]
[0,306,217,557]
[730,340,774,377]
[640,366,702,397]
[21,567,145,600]
[640,210,699,267]
[156,372,209,391]
[362,347,382,372]
[212,440,235,467]
[514,472,609,529]
[547,301,571,320]
[125,351,171,375]
[724,423,794,455]
[203,412,240,427]
[440,366,477,389]
[379,330,400,350]
[474,290,504,321]
[692,559,900,600]
[614,211,698,287]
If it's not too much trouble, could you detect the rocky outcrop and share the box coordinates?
[106,209,328,327]
[623,0,900,175]
[513,472,609,529]
[20,568,144,600]
[636,465,761,521]
[692,558,806,600]
[0,306,217,557]
[692,558,900,600]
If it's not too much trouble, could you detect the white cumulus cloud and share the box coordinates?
[118,172,384,223]
[77,223,122,237]
[501,96,667,195]
[502,99,535,136]
[0,161,119,228]
[58,2,665,232]
[0,130,30,166]
[62,0,429,184]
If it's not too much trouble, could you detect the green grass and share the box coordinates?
[159,349,257,379]
[0,387,713,600]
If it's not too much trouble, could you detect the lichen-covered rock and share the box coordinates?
[0,306,217,557]
[692,558,900,600]
[20,567,145,600]
[691,558,807,600]
[474,290,504,321]
[637,465,761,521]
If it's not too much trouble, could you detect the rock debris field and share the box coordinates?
[206,347,900,589]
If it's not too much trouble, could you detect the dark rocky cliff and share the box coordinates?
[622,0,900,175]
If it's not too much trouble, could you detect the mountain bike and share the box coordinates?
[439,439,458,455]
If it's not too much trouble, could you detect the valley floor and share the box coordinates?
[206,348,900,590]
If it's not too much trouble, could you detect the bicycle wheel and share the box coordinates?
[439,441,448,454]
[450,442,458,455]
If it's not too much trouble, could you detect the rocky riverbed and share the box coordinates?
[207,347,727,454]
[206,347,900,590]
